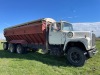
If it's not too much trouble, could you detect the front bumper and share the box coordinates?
[87,48,98,57]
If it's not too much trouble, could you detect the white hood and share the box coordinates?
[63,31,92,38]
[72,31,92,38]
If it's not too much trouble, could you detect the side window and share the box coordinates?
[51,24,57,32]
[51,23,61,32]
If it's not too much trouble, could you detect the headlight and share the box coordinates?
[67,32,73,38]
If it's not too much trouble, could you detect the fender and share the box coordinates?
[10,40,28,44]
[63,38,89,51]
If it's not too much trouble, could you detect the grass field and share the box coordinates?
[0,41,100,75]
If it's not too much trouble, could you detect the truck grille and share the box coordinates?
[92,33,96,46]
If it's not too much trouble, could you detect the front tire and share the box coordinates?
[66,47,86,67]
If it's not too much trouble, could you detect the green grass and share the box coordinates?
[0,41,100,75]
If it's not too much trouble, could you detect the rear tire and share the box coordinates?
[3,42,8,50]
[66,47,86,67]
[16,44,26,54]
[8,44,16,53]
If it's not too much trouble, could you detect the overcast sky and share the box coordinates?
[0,0,100,39]
[72,22,100,37]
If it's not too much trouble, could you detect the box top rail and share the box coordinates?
[4,18,56,31]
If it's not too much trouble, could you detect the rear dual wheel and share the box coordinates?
[16,45,26,54]
[8,44,26,54]
[3,43,8,50]
[8,44,16,53]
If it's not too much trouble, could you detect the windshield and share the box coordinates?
[62,22,73,31]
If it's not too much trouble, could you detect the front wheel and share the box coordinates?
[66,47,86,67]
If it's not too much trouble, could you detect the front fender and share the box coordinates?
[63,38,89,51]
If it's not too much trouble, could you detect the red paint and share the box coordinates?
[4,19,46,44]
[10,40,27,44]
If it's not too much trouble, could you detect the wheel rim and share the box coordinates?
[17,46,21,53]
[70,52,81,63]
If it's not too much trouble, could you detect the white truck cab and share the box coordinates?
[48,21,97,66]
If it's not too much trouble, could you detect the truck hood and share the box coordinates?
[63,31,92,38]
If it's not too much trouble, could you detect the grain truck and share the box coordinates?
[3,18,97,66]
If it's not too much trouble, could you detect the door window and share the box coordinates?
[51,23,61,32]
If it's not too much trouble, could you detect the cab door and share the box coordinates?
[49,23,62,45]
